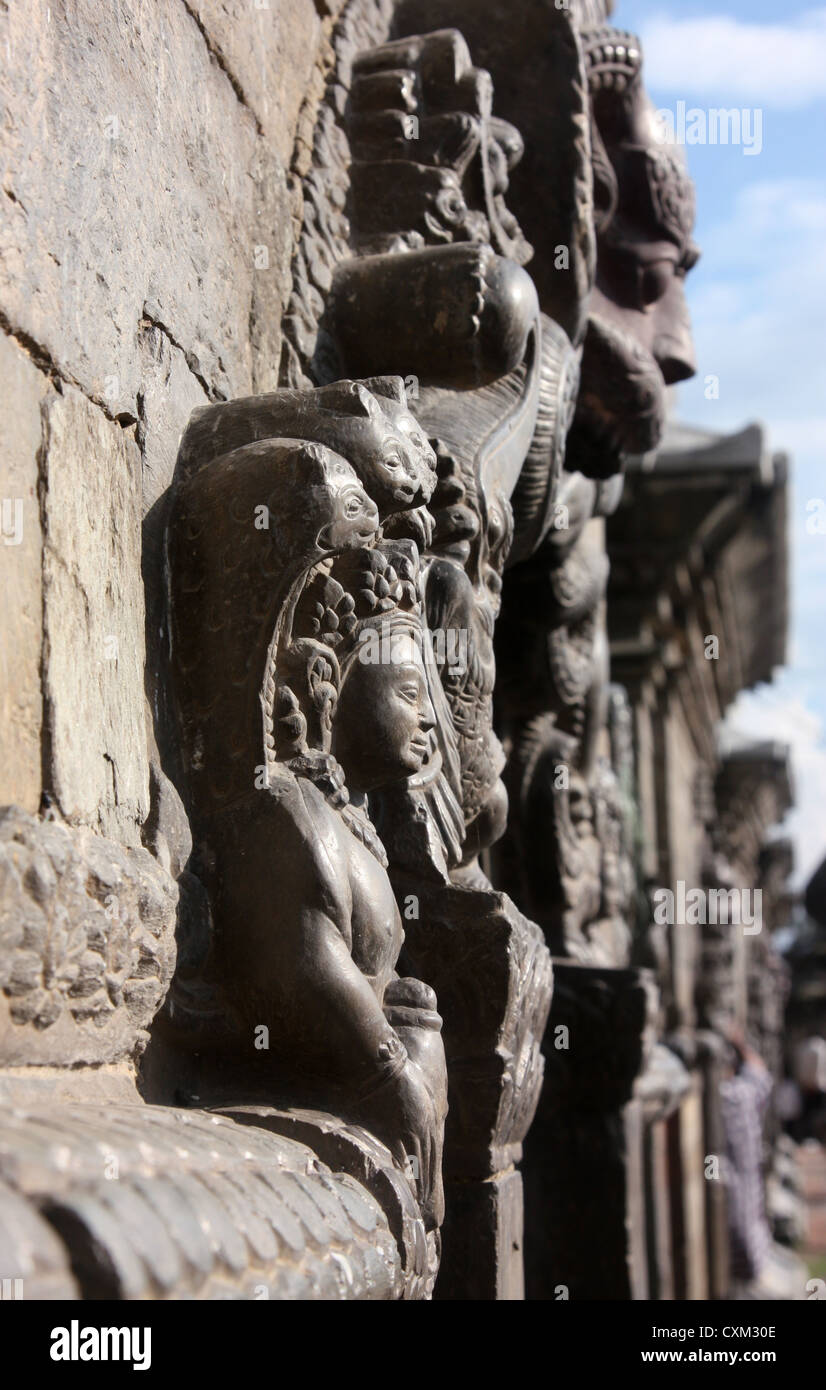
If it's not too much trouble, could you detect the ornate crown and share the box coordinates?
[581,28,643,95]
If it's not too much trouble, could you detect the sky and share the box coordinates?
[613,1,826,888]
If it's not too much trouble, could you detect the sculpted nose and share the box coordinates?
[419,691,437,733]
[653,277,697,384]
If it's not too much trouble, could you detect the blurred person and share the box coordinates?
[721,1027,807,1299]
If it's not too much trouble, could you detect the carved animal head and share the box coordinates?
[176,377,437,520]
[168,437,381,814]
[326,378,438,512]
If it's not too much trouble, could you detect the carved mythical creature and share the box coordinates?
[493,19,699,971]
[571,26,700,475]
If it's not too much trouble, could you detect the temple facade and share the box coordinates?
[0,0,805,1300]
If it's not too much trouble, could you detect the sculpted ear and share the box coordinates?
[321,379,375,418]
[359,375,407,405]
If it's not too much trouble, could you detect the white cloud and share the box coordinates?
[721,688,826,889]
[676,178,826,436]
[641,10,826,109]
[631,20,826,900]
[766,419,826,460]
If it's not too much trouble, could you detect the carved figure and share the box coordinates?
[167,383,447,1229]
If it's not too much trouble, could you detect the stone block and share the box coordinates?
[0,0,285,412]
[0,334,48,812]
[42,389,147,845]
[186,0,322,164]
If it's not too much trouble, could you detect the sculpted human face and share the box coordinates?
[334,631,436,793]
[573,36,700,472]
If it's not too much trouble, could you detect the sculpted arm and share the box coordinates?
[288,887,408,1089]
[225,787,445,1226]
[286,886,445,1229]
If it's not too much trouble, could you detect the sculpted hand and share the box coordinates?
[383,1056,446,1232]
[357,984,446,1230]
[383,977,448,1118]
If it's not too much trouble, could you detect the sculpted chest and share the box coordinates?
[331,810,404,991]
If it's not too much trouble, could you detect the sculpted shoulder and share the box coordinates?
[238,775,353,923]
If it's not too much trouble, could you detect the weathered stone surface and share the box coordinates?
[185,0,322,164]
[0,0,288,413]
[250,145,299,394]
[0,334,47,814]
[42,389,147,845]
[138,327,211,521]
[0,1176,78,1300]
[0,808,177,1067]
[0,1102,405,1300]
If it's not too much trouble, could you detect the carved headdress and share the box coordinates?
[270,541,423,767]
[268,538,451,866]
[167,377,438,820]
[168,436,381,818]
[582,26,696,257]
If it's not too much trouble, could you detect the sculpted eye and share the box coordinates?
[639,262,673,307]
[399,420,428,451]
[342,490,367,517]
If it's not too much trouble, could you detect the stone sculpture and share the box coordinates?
[165,380,448,1233]
[448,6,699,1298]
[156,18,569,1298]
[0,0,788,1311]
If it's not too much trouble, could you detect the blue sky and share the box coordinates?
[614,1,826,887]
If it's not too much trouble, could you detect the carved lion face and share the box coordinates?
[312,453,380,551]
[317,379,438,515]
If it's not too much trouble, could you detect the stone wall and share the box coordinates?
[0,0,339,846]
[0,0,441,1302]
